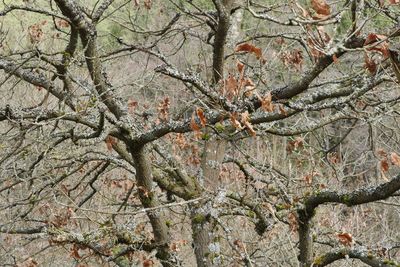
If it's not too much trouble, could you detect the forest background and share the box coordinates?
[1,0,400,266]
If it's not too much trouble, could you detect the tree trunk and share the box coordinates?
[298,209,313,267]
[131,145,175,267]
[191,202,214,267]
[191,1,232,266]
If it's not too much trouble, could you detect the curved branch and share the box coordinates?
[303,173,400,216]
[0,58,76,109]
[313,247,398,267]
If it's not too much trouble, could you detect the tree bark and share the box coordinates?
[190,1,232,266]
[297,209,313,267]
[131,145,175,267]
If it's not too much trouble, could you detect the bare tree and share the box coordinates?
[1,0,400,266]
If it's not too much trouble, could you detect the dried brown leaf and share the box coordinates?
[337,232,353,246]
[311,0,331,16]
[241,111,256,137]
[260,92,274,112]
[105,136,117,152]
[278,104,288,116]
[237,60,244,74]
[235,43,266,63]
[390,152,400,166]
[230,112,243,130]
[364,53,377,74]
[190,114,201,138]
[380,158,389,173]
[364,33,390,58]
[196,107,207,127]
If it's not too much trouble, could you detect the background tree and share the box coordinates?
[1,0,400,266]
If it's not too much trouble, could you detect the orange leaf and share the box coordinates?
[304,171,320,185]
[105,136,117,151]
[260,92,274,112]
[337,232,353,246]
[225,74,238,98]
[157,97,170,121]
[241,111,256,136]
[332,54,339,64]
[235,43,265,62]
[279,49,304,71]
[364,53,377,74]
[286,137,304,154]
[230,112,243,130]
[377,148,387,158]
[380,158,389,173]
[242,78,256,97]
[243,78,255,89]
[390,152,400,166]
[143,259,154,267]
[196,108,207,127]
[311,0,331,16]
[190,114,201,137]
[70,244,81,260]
[237,60,245,74]
[327,152,340,164]
[364,33,390,58]
[278,104,288,116]
[304,174,313,185]
[128,99,138,113]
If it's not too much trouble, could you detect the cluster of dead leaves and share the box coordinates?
[260,94,287,116]
[377,149,400,180]
[258,92,274,113]
[311,0,331,19]
[363,33,390,74]
[337,232,353,246]
[55,18,69,28]
[70,243,88,260]
[133,0,152,9]
[364,33,390,58]
[295,0,331,20]
[190,107,207,138]
[293,1,333,59]
[307,26,332,59]
[279,49,304,71]
[28,20,47,44]
[174,133,201,165]
[287,137,304,154]
[233,239,246,251]
[303,171,321,185]
[47,207,76,228]
[128,98,138,113]
[327,151,340,164]
[222,61,255,100]
[229,111,257,137]
[158,97,170,121]
[110,177,135,192]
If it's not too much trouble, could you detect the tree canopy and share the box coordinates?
[1,0,400,266]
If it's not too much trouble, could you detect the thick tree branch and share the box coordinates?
[0,58,76,109]
[54,0,127,120]
[298,173,400,266]
[313,247,398,267]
